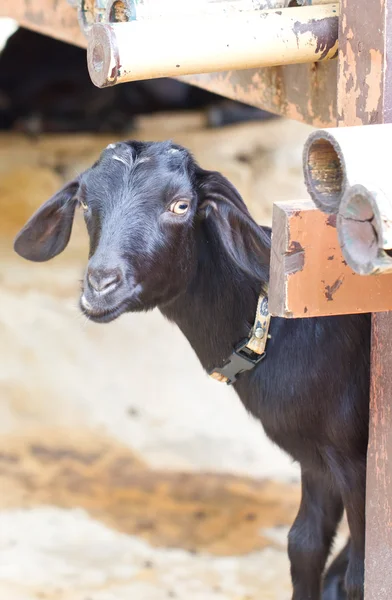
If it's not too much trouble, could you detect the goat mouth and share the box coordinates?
[79,297,130,324]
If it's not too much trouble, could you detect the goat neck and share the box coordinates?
[161,231,265,375]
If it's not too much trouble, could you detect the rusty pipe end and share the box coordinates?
[303,132,346,214]
[337,184,392,276]
[106,0,136,22]
[87,24,120,88]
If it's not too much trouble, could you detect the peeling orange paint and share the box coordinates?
[338,34,363,126]
[365,49,383,115]
[270,200,392,318]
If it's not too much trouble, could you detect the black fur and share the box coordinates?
[14,141,370,600]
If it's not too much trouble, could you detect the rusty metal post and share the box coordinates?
[336,1,392,598]
[366,313,392,600]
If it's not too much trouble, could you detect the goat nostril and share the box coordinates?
[87,270,122,293]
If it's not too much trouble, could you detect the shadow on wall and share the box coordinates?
[0,27,276,134]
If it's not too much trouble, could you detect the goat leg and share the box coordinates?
[339,468,366,600]
[322,541,349,600]
[289,469,344,600]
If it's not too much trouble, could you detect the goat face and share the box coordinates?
[14,141,201,322]
[14,140,270,323]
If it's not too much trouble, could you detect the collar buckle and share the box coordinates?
[209,291,271,386]
[209,339,266,385]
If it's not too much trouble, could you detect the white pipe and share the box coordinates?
[337,183,392,275]
[303,124,392,214]
[87,3,339,87]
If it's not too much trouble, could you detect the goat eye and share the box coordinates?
[169,200,190,215]
[79,199,88,211]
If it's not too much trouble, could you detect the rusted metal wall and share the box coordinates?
[184,63,337,126]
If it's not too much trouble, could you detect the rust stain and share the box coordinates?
[293,16,339,61]
[324,277,343,301]
[327,214,337,227]
[338,0,388,128]
[0,430,300,557]
[183,60,337,127]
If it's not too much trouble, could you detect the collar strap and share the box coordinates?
[209,293,271,385]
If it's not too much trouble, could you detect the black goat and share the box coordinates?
[14,141,370,600]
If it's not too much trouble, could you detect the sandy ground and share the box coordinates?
[0,87,348,598]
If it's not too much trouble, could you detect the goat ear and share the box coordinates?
[196,169,270,282]
[14,178,80,262]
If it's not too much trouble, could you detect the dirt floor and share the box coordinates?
[0,113,348,600]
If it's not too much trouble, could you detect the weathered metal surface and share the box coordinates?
[366,313,392,600]
[336,2,392,599]
[338,0,392,126]
[0,0,338,126]
[86,5,339,88]
[269,199,392,318]
[184,62,337,126]
[0,0,86,47]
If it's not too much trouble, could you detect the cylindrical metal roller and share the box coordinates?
[337,184,392,276]
[303,124,392,214]
[87,4,339,88]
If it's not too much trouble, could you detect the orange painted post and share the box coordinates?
[269,200,392,318]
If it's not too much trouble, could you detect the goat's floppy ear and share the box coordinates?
[196,168,270,282]
[14,178,80,262]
